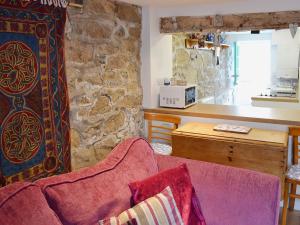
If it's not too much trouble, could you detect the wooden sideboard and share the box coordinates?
[172,122,288,192]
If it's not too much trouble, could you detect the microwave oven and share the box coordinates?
[160,85,197,108]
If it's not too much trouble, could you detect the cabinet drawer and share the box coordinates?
[172,135,287,174]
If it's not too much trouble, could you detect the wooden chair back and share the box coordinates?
[144,112,181,144]
[289,127,300,165]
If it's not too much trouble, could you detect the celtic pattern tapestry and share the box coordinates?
[0,0,70,187]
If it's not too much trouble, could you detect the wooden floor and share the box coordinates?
[279,209,300,225]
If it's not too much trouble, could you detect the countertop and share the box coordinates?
[174,122,288,147]
[144,103,300,126]
[251,95,299,103]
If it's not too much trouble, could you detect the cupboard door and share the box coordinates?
[172,135,230,164]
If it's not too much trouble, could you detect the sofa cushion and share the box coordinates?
[0,182,62,225]
[99,186,184,225]
[129,164,206,225]
[36,138,158,225]
[156,155,281,225]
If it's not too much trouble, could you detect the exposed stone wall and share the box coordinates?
[66,0,143,170]
[173,34,233,104]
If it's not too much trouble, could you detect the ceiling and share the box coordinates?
[119,0,242,7]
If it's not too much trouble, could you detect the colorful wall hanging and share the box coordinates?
[0,0,70,186]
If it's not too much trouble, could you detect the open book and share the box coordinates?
[213,124,252,134]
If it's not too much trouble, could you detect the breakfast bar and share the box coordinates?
[145,103,300,198]
[144,103,300,126]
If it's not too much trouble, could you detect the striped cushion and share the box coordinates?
[99,186,184,225]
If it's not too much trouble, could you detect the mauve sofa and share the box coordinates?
[0,138,280,225]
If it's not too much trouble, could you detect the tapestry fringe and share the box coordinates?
[26,0,68,8]
[40,0,68,8]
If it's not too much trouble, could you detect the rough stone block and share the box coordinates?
[103,88,125,102]
[129,27,141,39]
[85,0,116,16]
[103,112,126,134]
[103,71,124,87]
[118,95,142,109]
[89,96,111,115]
[74,21,113,40]
[65,39,94,64]
[116,2,141,23]
[106,54,128,70]
[175,49,190,65]
[77,95,93,107]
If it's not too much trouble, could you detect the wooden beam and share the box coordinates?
[160,10,300,33]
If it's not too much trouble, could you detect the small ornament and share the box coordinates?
[213,15,223,27]
[289,23,298,38]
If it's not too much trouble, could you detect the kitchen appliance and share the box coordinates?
[160,85,197,108]
[271,87,297,96]
[259,87,297,98]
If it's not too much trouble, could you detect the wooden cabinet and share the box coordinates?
[172,122,288,193]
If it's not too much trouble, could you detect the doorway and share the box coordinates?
[233,40,272,105]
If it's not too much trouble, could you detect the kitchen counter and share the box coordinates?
[251,95,299,103]
[144,103,300,126]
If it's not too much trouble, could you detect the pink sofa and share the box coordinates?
[0,138,280,225]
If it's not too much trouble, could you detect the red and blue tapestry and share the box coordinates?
[0,0,70,187]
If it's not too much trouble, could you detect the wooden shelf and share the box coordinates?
[185,39,230,50]
[205,41,230,49]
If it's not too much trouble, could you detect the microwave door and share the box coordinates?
[185,87,196,105]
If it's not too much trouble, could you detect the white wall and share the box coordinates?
[153,0,300,17]
[272,29,300,79]
[141,0,300,108]
[141,7,172,108]
[141,7,151,108]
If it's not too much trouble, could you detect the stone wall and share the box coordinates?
[173,34,233,104]
[66,0,143,170]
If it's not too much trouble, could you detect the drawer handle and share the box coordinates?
[228,156,233,162]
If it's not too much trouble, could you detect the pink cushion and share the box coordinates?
[99,186,184,225]
[36,138,158,225]
[0,182,62,225]
[129,164,206,225]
